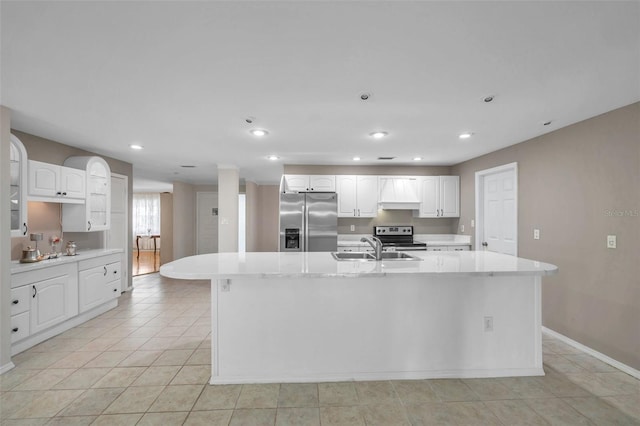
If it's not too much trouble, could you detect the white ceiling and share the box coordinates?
[2,1,639,190]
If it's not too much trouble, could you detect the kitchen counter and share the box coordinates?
[161,251,557,384]
[160,250,556,280]
[11,249,123,274]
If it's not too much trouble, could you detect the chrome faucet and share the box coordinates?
[361,236,383,260]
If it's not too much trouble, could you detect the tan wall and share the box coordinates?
[218,168,239,252]
[160,192,173,265]
[9,130,134,289]
[172,181,196,259]
[451,102,640,370]
[257,185,280,251]
[1,106,12,371]
[245,181,259,252]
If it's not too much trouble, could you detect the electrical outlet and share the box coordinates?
[484,316,494,332]
[221,280,231,292]
[534,229,540,240]
[471,219,475,228]
[460,224,465,233]
[607,235,617,249]
[350,225,355,232]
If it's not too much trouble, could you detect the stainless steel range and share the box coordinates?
[373,226,427,251]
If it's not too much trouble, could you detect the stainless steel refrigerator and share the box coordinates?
[279,192,338,252]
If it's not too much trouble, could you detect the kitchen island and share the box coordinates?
[160,251,557,384]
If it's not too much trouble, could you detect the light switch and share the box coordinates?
[607,235,617,249]
[533,229,540,240]
[350,225,355,232]
[460,225,465,233]
[471,219,475,228]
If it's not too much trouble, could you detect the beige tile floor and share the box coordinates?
[1,273,639,425]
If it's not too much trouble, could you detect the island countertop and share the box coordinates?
[160,251,557,280]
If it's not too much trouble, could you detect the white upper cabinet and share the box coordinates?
[10,135,28,237]
[416,176,459,218]
[284,175,336,192]
[62,156,111,232]
[335,175,378,218]
[28,160,86,203]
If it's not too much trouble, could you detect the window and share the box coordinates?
[133,193,161,237]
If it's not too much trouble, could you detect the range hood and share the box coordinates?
[378,177,421,210]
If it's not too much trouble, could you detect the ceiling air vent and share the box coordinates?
[377,157,396,160]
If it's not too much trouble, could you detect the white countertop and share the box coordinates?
[160,251,557,280]
[11,249,123,274]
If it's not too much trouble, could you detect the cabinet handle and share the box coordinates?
[113,270,117,274]
[353,209,356,216]
[62,192,67,196]
[103,266,107,276]
[12,300,19,305]
[88,221,92,230]
[12,327,18,333]
[113,288,118,292]
[22,223,28,236]
[32,285,37,298]
[357,209,360,216]
[56,191,62,195]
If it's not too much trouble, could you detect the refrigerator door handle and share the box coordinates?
[302,203,307,252]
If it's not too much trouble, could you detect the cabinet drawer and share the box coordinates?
[11,311,30,343]
[448,246,470,251]
[106,262,121,282]
[78,253,121,271]
[10,286,30,315]
[426,246,447,251]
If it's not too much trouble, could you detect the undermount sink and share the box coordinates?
[331,252,422,261]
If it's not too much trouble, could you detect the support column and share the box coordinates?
[218,165,239,252]
[0,106,14,373]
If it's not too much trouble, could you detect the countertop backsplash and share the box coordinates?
[10,201,104,260]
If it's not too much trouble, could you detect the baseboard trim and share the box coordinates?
[542,327,640,380]
[0,361,16,375]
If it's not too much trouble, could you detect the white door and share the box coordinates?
[197,192,218,254]
[107,174,128,290]
[477,163,518,255]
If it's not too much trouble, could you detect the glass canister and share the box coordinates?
[65,241,77,256]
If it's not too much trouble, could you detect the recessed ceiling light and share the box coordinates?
[250,129,268,137]
[543,121,552,126]
[360,92,371,101]
[180,165,196,168]
[483,96,494,103]
[413,157,422,161]
[459,132,473,139]
[370,131,388,139]
[267,155,279,161]
[353,156,361,161]
[129,144,144,150]
[377,156,396,160]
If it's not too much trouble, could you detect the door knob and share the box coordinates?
[482,242,488,247]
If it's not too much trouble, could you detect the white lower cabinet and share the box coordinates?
[10,251,122,354]
[31,274,79,334]
[11,312,30,343]
[427,245,471,251]
[78,254,122,313]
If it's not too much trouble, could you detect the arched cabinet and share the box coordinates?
[10,134,28,237]
[62,156,111,231]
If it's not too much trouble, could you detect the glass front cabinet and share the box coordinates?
[62,156,111,232]
[10,134,28,237]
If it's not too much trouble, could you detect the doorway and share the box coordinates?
[475,162,518,255]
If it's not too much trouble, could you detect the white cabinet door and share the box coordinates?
[62,156,111,232]
[418,176,439,218]
[30,274,78,334]
[416,176,460,218]
[284,175,309,192]
[106,261,122,299]
[11,312,30,343]
[28,160,60,197]
[60,167,86,199]
[78,266,108,313]
[309,175,335,192]
[440,176,460,217]
[356,176,378,217]
[336,175,357,217]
